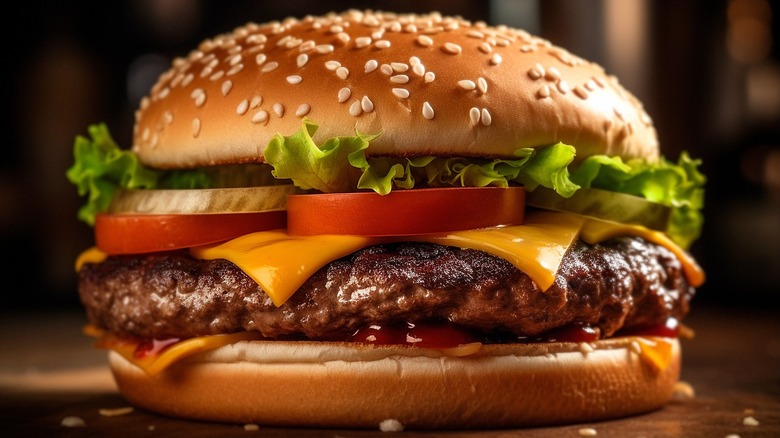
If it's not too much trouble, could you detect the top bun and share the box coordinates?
[133,10,658,169]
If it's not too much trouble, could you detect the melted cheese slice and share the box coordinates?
[191,211,586,306]
[634,337,676,372]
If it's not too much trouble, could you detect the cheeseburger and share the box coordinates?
[67,10,706,429]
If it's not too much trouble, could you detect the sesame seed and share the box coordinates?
[443,42,462,54]
[338,87,351,103]
[221,80,233,96]
[329,24,343,33]
[469,107,481,126]
[388,21,402,32]
[743,416,759,426]
[380,64,393,75]
[349,100,362,116]
[255,53,267,65]
[630,340,642,354]
[422,101,435,120]
[390,75,409,84]
[424,71,436,83]
[336,66,350,80]
[404,24,418,33]
[191,88,206,107]
[295,103,311,117]
[537,84,551,98]
[417,35,433,47]
[520,44,535,53]
[228,54,242,66]
[276,35,292,47]
[458,80,476,90]
[375,40,391,49]
[477,77,488,94]
[251,110,269,123]
[478,42,492,53]
[490,53,503,65]
[365,59,378,73]
[182,73,194,87]
[287,75,303,84]
[355,36,372,48]
[273,103,284,117]
[315,44,334,54]
[409,56,421,66]
[209,70,225,81]
[467,30,485,39]
[299,40,315,51]
[545,67,561,81]
[325,60,341,71]
[593,76,606,88]
[158,87,170,99]
[584,79,597,91]
[412,63,425,76]
[372,30,385,40]
[192,118,201,137]
[200,66,213,78]
[392,88,410,98]
[391,62,409,72]
[528,63,545,80]
[578,427,598,437]
[481,108,492,125]
[574,86,588,99]
[250,95,263,108]
[557,80,570,94]
[579,342,594,354]
[297,54,309,67]
[261,61,279,73]
[361,96,374,112]
[236,99,249,115]
[163,111,173,124]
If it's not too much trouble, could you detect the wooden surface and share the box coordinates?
[1,305,778,437]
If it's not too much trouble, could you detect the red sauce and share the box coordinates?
[617,318,679,338]
[134,337,181,359]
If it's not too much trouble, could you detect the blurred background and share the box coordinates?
[2,0,778,312]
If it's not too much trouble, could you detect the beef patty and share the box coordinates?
[78,237,694,341]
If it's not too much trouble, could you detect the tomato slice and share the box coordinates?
[286,186,525,236]
[94,212,285,254]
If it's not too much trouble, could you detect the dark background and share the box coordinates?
[2,0,778,312]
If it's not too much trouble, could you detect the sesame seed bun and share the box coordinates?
[133,10,658,169]
[108,338,681,429]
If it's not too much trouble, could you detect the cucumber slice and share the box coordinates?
[526,187,671,231]
[108,185,301,215]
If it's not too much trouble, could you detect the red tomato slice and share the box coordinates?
[94,211,286,254]
[286,186,525,236]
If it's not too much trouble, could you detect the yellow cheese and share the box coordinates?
[191,211,586,306]
[104,331,263,375]
[407,211,585,291]
[580,217,705,287]
[634,337,676,372]
[75,247,107,271]
[190,231,379,306]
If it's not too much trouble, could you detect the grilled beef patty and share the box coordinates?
[79,238,694,341]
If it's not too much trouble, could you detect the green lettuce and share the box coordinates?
[68,121,706,249]
[264,120,706,248]
[66,124,208,225]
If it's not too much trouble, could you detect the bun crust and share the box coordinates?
[133,10,658,169]
[109,338,680,429]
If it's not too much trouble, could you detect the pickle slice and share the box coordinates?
[108,185,301,215]
[526,187,671,231]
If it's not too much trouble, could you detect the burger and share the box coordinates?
[67,10,706,429]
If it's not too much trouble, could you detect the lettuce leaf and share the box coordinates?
[264,121,706,248]
[66,124,208,225]
[69,121,706,249]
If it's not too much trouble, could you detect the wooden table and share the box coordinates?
[2,305,778,437]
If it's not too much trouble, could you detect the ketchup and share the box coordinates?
[524,323,600,343]
[616,318,680,338]
[134,337,181,359]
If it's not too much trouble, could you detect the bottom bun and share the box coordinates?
[109,337,681,429]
